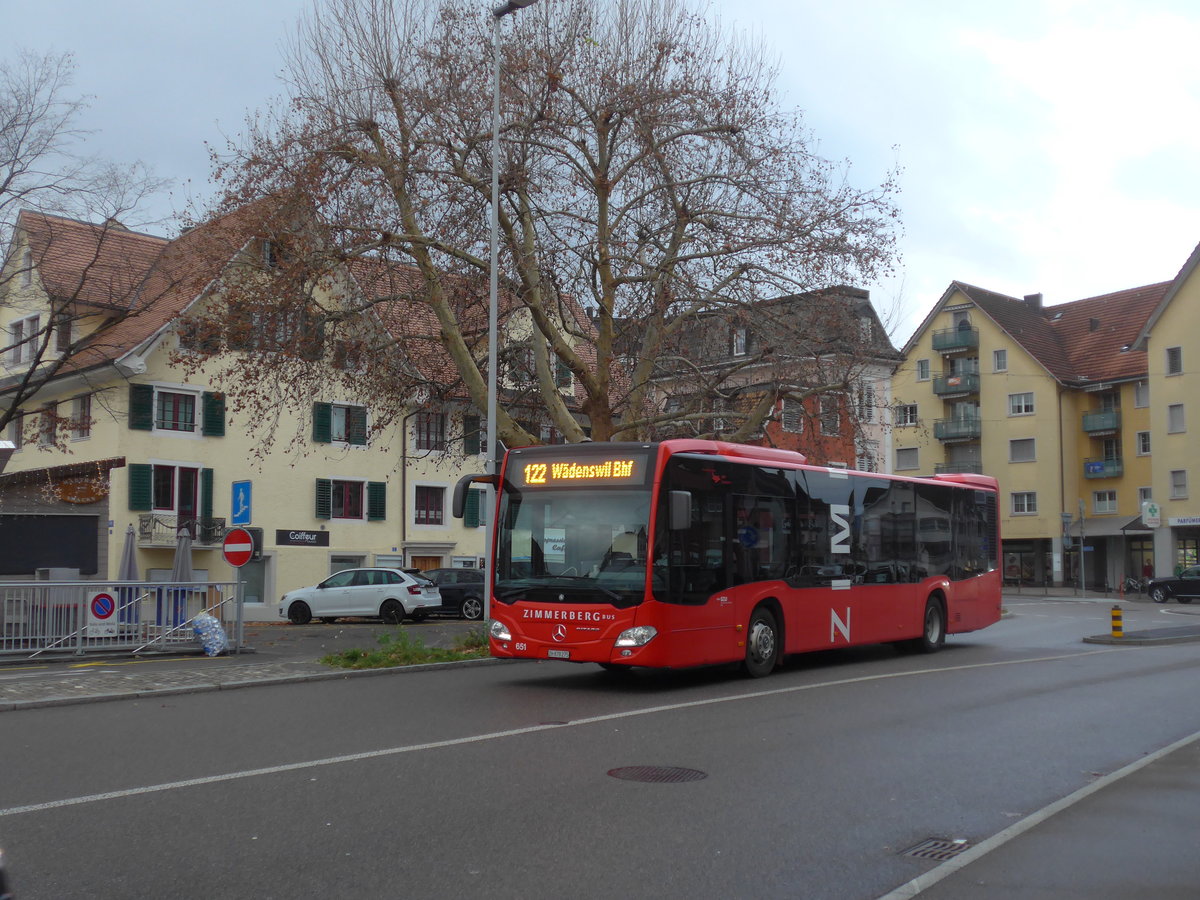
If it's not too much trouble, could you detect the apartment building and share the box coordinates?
[893,281,1167,589]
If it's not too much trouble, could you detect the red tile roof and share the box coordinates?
[953,280,1168,385]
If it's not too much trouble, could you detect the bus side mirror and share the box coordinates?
[669,491,692,530]
[452,472,497,519]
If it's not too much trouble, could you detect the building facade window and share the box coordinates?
[1167,404,1186,434]
[20,249,32,287]
[1171,470,1188,499]
[856,439,878,473]
[1136,431,1151,455]
[916,359,930,381]
[1093,490,1117,514]
[415,412,447,451]
[1012,492,1037,514]
[6,412,24,450]
[37,403,57,447]
[8,314,40,365]
[1134,381,1149,408]
[156,391,196,432]
[993,348,1008,372]
[732,326,748,357]
[1138,486,1153,505]
[820,395,840,436]
[331,480,365,519]
[1009,438,1036,462]
[856,383,876,423]
[312,402,366,445]
[895,403,918,427]
[895,447,918,471]
[70,394,92,440]
[781,398,803,433]
[1166,346,1183,376]
[414,485,445,525]
[1008,392,1035,416]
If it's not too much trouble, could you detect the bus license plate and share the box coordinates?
[547,648,570,659]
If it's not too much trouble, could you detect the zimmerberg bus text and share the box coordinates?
[522,609,616,621]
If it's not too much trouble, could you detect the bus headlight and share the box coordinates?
[489,619,512,641]
[614,626,658,647]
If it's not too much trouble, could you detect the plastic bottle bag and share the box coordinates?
[191,612,229,657]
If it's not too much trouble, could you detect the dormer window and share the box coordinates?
[732,326,748,357]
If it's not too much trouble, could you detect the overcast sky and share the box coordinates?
[8,0,1199,345]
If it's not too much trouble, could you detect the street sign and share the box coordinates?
[231,481,252,526]
[87,590,118,637]
[223,527,255,568]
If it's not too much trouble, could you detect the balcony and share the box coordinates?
[935,462,984,475]
[1083,458,1123,479]
[1082,409,1121,435]
[138,514,227,547]
[931,326,979,354]
[933,416,982,442]
[932,372,980,397]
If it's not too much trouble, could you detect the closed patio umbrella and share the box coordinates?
[166,526,195,625]
[117,524,139,624]
[118,524,139,581]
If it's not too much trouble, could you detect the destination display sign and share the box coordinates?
[511,452,649,489]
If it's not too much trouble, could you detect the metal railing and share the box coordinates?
[933,416,982,441]
[931,326,979,353]
[1082,410,1121,433]
[0,581,243,660]
[138,514,227,546]
[932,373,980,396]
[1084,458,1123,479]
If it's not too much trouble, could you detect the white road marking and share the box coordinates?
[876,727,1200,899]
[0,648,1126,819]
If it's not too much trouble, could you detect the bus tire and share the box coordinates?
[743,607,779,678]
[911,598,945,653]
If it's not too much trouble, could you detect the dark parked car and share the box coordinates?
[1148,565,1200,604]
[419,568,486,620]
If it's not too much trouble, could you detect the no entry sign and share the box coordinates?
[223,527,255,568]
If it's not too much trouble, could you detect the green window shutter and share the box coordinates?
[312,402,332,443]
[315,478,332,519]
[128,464,152,510]
[556,358,572,389]
[200,468,214,518]
[367,481,386,521]
[349,406,368,446]
[129,384,154,431]
[201,392,226,437]
[464,487,480,528]
[464,414,480,456]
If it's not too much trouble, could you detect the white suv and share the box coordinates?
[279,568,442,625]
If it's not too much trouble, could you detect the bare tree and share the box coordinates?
[191,0,900,448]
[0,49,169,442]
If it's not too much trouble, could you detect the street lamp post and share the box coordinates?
[487,0,537,618]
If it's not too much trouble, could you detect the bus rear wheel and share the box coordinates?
[911,598,945,653]
[743,607,779,678]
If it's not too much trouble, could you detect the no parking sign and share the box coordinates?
[87,589,118,637]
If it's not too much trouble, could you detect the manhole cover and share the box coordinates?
[902,838,971,861]
[607,766,708,783]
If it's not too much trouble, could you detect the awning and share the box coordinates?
[1067,515,1151,538]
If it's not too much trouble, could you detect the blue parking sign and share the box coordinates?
[232,481,252,525]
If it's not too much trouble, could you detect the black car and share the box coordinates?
[417,568,486,620]
[1148,565,1200,604]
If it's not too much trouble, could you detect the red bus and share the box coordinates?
[454,439,1001,677]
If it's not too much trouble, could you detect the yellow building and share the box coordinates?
[1133,241,1200,574]
[1,210,490,621]
[894,281,1166,588]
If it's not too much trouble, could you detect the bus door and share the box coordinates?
[660,488,738,665]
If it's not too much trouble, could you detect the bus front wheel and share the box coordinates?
[911,598,945,653]
[743,607,780,678]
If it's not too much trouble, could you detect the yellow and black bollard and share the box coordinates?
[1111,605,1124,639]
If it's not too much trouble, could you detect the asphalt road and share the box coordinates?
[1,598,1199,899]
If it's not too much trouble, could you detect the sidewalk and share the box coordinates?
[0,620,494,711]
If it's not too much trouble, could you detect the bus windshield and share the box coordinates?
[495,487,654,606]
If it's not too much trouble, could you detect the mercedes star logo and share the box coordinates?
[553,624,568,642]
